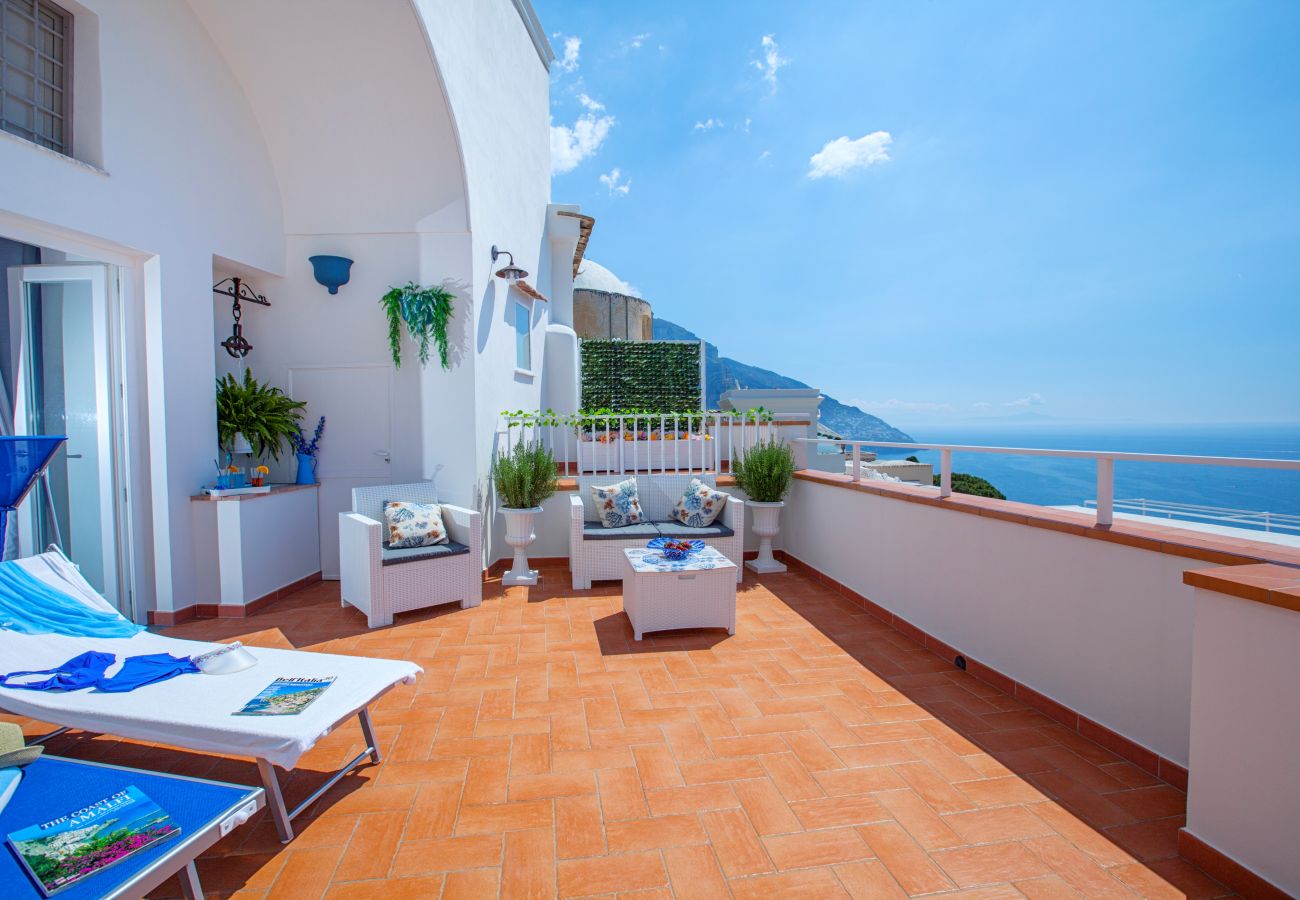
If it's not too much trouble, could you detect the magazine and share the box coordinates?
[234,676,335,716]
[7,785,180,896]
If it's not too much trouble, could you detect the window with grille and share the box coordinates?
[1,0,71,155]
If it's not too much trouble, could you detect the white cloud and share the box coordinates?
[625,32,651,51]
[551,112,615,174]
[557,36,581,72]
[807,131,893,179]
[578,93,605,112]
[850,399,954,413]
[973,401,993,410]
[693,118,723,131]
[599,167,631,196]
[751,34,789,91]
[741,117,752,133]
[1004,393,1046,408]
[757,149,771,161]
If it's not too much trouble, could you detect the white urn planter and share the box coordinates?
[745,500,787,574]
[501,506,542,586]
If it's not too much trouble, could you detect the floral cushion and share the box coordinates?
[671,478,728,527]
[382,500,449,549]
[590,478,644,528]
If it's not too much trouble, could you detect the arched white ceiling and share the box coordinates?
[188,0,468,237]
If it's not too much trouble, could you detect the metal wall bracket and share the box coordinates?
[214,277,270,358]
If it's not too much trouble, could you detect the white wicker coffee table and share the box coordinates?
[621,546,737,641]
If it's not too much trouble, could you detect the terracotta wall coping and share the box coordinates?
[793,469,1300,570]
[190,483,318,502]
[1182,563,1300,613]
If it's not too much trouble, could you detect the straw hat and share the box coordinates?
[0,722,42,768]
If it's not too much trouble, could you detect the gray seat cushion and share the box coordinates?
[652,520,735,539]
[581,522,662,541]
[381,540,470,567]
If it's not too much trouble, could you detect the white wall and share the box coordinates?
[2,0,556,609]
[541,205,582,421]
[223,490,321,606]
[782,478,1205,765]
[1185,589,1300,895]
[0,0,284,612]
[192,0,482,577]
[414,0,555,562]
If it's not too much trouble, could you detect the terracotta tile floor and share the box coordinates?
[10,566,1233,898]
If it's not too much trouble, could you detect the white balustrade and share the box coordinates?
[499,412,782,476]
[797,438,1300,530]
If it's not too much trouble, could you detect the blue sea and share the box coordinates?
[866,422,1300,526]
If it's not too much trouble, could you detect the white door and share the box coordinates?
[288,365,392,579]
[11,264,129,611]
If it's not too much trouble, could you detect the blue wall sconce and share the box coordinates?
[309,255,354,294]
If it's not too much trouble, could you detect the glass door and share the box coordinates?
[12,264,129,613]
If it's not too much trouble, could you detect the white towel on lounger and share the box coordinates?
[0,553,420,768]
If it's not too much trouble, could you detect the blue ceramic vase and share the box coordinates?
[295,453,316,485]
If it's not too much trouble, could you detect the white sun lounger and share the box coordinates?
[0,552,422,842]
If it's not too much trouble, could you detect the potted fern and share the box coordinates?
[732,438,796,574]
[492,438,558,586]
[215,370,306,463]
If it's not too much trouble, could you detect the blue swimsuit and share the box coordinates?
[0,651,198,693]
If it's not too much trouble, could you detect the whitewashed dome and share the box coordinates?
[574,260,641,298]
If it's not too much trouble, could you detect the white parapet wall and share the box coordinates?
[190,486,321,609]
[1185,583,1300,895]
[782,475,1204,766]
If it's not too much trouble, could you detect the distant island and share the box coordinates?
[652,318,914,443]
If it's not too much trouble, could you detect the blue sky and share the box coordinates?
[535,0,1300,427]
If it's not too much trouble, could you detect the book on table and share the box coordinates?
[7,785,180,896]
[234,676,335,716]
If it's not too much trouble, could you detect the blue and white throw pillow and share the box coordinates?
[590,478,644,528]
[383,500,449,548]
[672,478,728,527]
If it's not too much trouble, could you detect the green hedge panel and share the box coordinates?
[580,340,701,412]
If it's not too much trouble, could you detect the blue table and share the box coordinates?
[0,756,263,900]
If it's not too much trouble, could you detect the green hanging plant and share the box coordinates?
[380,282,455,370]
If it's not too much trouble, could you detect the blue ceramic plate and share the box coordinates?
[647,537,705,561]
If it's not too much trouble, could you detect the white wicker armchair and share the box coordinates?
[569,474,744,590]
[339,481,482,628]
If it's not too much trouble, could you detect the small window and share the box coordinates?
[1,0,71,155]
[514,300,531,372]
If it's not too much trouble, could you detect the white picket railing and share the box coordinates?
[794,438,1300,528]
[501,413,781,476]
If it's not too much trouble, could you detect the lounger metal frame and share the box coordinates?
[27,699,389,843]
[6,547,400,843]
[257,705,382,842]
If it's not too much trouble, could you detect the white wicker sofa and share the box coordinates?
[340,481,482,628]
[569,474,744,589]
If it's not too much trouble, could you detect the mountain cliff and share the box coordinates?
[651,318,914,442]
